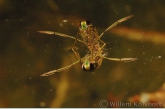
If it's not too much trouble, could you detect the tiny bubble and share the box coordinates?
[63,19,68,22]
[39,102,46,107]
[60,23,63,27]
[19,18,23,21]
[143,52,145,55]
[14,79,18,82]
[158,56,161,58]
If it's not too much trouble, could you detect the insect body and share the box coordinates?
[38,15,137,76]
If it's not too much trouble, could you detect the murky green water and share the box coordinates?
[0,0,165,107]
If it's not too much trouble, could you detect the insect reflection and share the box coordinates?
[38,15,137,76]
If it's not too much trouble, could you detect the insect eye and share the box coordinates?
[79,21,87,30]
[82,60,97,71]
[79,20,92,30]
[86,20,91,25]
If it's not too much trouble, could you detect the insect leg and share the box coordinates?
[38,31,85,44]
[71,32,81,59]
[102,56,138,62]
[40,60,80,76]
[93,39,106,59]
[38,30,87,59]
[99,15,133,38]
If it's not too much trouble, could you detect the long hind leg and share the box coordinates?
[40,60,80,76]
[102,56,137,62]
[99,15,133,38]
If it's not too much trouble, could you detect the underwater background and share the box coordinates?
[0,0,165,107]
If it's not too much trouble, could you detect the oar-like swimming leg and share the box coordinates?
[38,30,87,59]
[40,60,80,76]
[99,15,133,38]
[102,56,138,62]
[37,31,84,43]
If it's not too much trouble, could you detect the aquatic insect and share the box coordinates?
[38,15,137,76]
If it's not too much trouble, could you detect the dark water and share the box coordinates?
[0,0,165,107]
